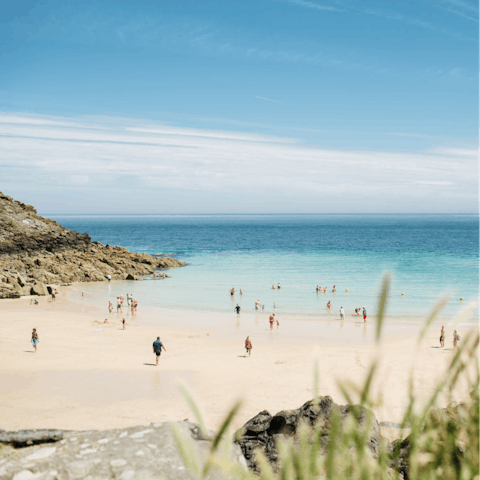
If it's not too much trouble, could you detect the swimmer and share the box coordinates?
[326,301,331,310]
[255,300,261,310]
[230,288,235,296]
[316,285,320,292]
[277,283,281,289]
[332,285,336,293]
[272,285,276,290]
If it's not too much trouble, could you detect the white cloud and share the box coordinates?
[0,112,477,212]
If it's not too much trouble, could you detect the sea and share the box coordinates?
[49,214,478,322]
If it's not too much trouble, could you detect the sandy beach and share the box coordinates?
[0,283,476,440]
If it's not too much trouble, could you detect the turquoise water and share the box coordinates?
[50,214,478,321]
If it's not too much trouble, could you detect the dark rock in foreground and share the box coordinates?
[235,396,383,473]
[0,191,186,298]
[0,422,246,480]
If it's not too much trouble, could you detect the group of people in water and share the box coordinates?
[108,294,138,315]
[440,326,460,348]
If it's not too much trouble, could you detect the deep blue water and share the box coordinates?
[49,214,479,320]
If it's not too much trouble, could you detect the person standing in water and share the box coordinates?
[326,301,331,310]
[245,336,252,357]
[234,304,241,315]
[339,306,344,320]
[440,326,445,347]
[332,285,337,293]
[240,289,243,295]
[363,307,367,323]
[31,328,39,352]
[230,288,235,296]
[255,300,261,310]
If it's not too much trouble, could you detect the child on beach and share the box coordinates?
[31,328,39,352]
[122,318,126,330]
[363,307,367,323]
[453,330,460,348]
[276,315,279,328]
[245,336,252,356]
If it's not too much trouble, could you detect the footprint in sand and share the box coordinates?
[275,361,287,365]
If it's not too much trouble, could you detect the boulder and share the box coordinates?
[235,397,383,473]
[30,282,48,296]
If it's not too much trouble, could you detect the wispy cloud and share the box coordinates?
[0,113,477,213]
[280,0,343,12]
[255,96,290,105]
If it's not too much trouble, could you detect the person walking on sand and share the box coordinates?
[363,307,367,323]
[122,318,126,330]
[153,337,166,366]
[31,328,39,352]
[339,306,344,320]
[326,301,331,310]
[440,326,445,347]
[234,304,241,315]
[269,314,275,329]
[245,336,252,356]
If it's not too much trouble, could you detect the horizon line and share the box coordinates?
[42,212,478,216]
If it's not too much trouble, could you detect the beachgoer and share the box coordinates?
[262,305,265,310]
[277,283,281,289]
[275,315,279,328]
[122,318,126,330]
[272,285,276,290]
[363,307,367,323]
[116,297,121,312]
[82,291,84,299]
[245,336,252,356]
[230,288,235,296]
[120,295,124,306]
[153,336,166,366]
[34,299,39,305]
[273,302,276,309]
[255,300,261,310]
[440,326,445,347]
[269,314,274,329]
[103,318,109,324]
[133,299,138,312]
[326,301,331,310]
[51,290,56,302]
[339,306,344,320]
[30,299,33,305]
[453,330,459,348]
[31,328,39,352]
[332,285,336,293]
[323,287,327,293]
[153,272,156,279]
[240,289,243,295]
[234,304,241,314]
[107,274,111,282]
[162,273,166,278]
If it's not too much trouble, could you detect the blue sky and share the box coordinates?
[0,0,478,213]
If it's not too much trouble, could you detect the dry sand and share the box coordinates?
[0,285,476,441]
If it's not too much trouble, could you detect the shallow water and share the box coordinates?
[50,214,479,321]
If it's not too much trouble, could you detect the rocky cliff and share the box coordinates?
[0,191,186,298]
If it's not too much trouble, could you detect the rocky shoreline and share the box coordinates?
[0,192,186,299]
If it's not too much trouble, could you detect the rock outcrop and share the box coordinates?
[0,191,186,298]
[235,396,383,473]
[0,422,246,480]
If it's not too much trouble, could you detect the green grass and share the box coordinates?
[173,273,479,479]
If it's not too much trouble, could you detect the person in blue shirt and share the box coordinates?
[152,337,166,366]
[363,307,367,323]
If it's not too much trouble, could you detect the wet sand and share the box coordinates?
[0,285,476,439]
